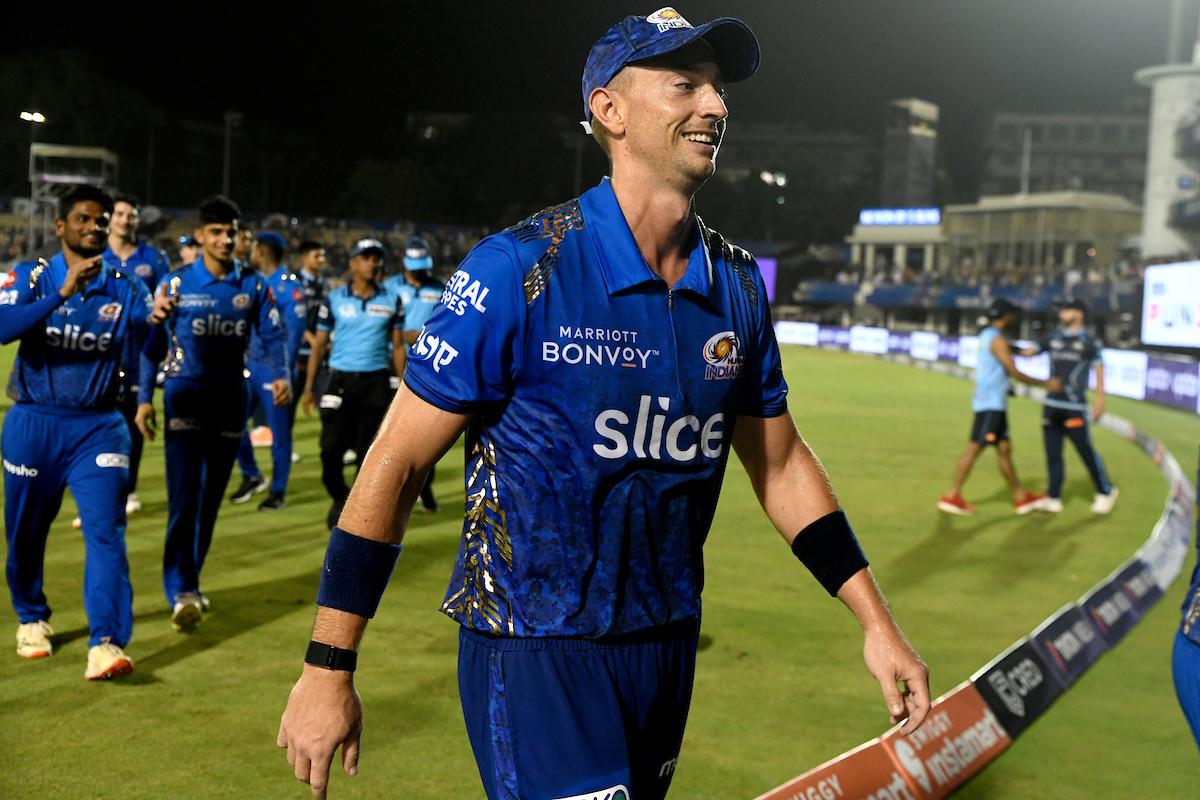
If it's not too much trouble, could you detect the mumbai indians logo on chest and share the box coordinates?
[97,302,123,322]
[702,330,742,380]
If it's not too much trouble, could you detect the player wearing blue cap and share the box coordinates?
[301,239,406,529]
[382,235,444,512]
[136,195,290,632]
[1019,299,1118,514]
[1,184,174,680]
[279,8,929,800]
[231,231,305,510]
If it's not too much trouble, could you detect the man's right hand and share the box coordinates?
[1046,377,1063,394]
[58,256,104,298]
[135,403,157,441]
[277,666,363,799]
[302,389,315,416]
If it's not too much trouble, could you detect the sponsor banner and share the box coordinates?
[1080,562,1146,645]
[957,336,979,368]
[818,326,850,348]
[910,331,940,362]
[849,325,890,355]
[1099,348,1149,400]
[1143,356,1199,413]
[1137,534,1190,592]
[1029,605,1107,690]
[753,738,920,800]
[889,331,911,355]
[970,639,1062,738]
[774,321,820,347]
[881,682,1010,799]
[1141,261,1200,348]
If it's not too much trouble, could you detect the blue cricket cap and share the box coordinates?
[351,238,386,259]
[256,231,286,252]
[404,236,433,272]
[581,6,760,124]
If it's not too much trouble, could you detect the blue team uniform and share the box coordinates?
[1174,457,1200,750]
[104,241,171,497]
[314,282,404,507]
[236,265,305,494]
[142,257,286,605]
[1032,329,1112,498]
[0,254,159,647]
[402,179,787,799]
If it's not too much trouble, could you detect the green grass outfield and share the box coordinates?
[1,345,1198,799]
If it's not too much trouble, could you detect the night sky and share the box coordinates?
[1,0,1191,215]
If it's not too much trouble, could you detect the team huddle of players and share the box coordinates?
[2,186,444,679]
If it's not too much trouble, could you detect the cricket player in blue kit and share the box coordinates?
[232,231,306,510]
[136,195,290,632]
[103,193,171,517]
[279,8,930,799]
[383,235,445,512]
[1174,457,1200,751]
[1,185,173,680]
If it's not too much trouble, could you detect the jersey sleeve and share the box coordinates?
[1089,336,1104,365]
[315,298,335,333]
[403,238,524,413]
[0,262,68,345]
[738,258,789,417]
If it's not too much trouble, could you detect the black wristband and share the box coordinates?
[791,510,869,596]
[305,640,358,673]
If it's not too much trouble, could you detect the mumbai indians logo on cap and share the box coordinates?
[646,7,692,32]
[702,330,742,380]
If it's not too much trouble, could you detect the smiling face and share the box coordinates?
[110,200,139,239]
[198,222,238,266]
[56,200,110,258]
[598,40,728,192]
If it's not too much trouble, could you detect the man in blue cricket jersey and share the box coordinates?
[1174,458,1200,751]
[295,240,330,408]
[300,239,406,529]
[383,235,444,512]
[135,195,290,632]
[280,9,932,799]
[939,299,1059,516]
[104,194,171,517]
[231,232,306,510]
[1020,299,1118,514]
[1,184,173,680]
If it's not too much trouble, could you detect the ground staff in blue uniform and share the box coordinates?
[232,232,305,510]
[103,193,171,517]
[1,185,173,680]
[383,235,444,512]
[279,11,931,799]
[301,238,405,528]
[1021,299,1118,514]
[939,299,1059,516]
[136,195,290,633]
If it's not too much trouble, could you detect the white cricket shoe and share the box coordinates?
[1037,497,1064,513]
[125,494,143,515]
[16,620,54,659]
[171,593,204,632]
[1091,488,1119,515]
[85,641,133,680]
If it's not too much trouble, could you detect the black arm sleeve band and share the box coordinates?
[791,510,869,596]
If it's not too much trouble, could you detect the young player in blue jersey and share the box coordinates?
[939,299,1059,516]
[301,239,406,528]
[103,194,171,517]
[280,9,932,799]
[1020,299,1118,514]
[231,232,306,510]
[1,185,174,680]
[382,235,444,512]
[135,195,290,633]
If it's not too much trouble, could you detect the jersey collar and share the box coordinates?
[192,255,245,285]
[580,178,717,307]
[101,240,145,267]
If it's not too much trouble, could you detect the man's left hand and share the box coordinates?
[863,624,930,735]
[272,379,292,407]
[1091,398,1105,421]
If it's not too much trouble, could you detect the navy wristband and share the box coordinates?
[316,526,402,618]
[791,510,869,596]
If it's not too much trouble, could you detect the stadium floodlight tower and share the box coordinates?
[25,143,119,258]
[1135,1,1200,259]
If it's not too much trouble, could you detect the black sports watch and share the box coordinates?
[305,641,358,673]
